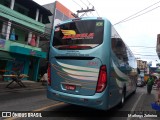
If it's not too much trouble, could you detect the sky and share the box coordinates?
[34,0,160,66]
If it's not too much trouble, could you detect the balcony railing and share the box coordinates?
[0,38,41,52]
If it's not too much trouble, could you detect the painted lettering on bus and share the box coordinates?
[62,33,94,39]
[87,61,98,66]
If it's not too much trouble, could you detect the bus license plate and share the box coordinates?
[65,84,76,90]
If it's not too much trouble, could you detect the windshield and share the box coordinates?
[52,20,104,50]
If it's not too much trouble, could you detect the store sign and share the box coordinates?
[30,50,36,56]
[0,39,5,48]
[10,46,46,58]
[30,50,42,57]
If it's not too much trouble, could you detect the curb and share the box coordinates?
[0,80,47,93]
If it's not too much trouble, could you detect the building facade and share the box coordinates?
[0,0,51,81]
[157,34,160,59]
[137,60,147,70]
[38,1,74,68]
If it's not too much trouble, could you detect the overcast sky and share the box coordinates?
[34,0,160,65]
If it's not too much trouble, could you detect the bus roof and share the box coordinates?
[56,17,110,26]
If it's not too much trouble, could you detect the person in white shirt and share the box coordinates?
[40,73,48,85]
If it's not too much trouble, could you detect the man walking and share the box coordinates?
[147,75,155,94]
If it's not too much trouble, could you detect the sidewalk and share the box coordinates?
[0,80,47,93]
[135,86,160,120]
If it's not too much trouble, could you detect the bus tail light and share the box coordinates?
[47,63,51,86]
[96,65,107,93]
[59,45,91,50]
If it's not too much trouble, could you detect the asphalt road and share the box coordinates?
[0,85,159,120]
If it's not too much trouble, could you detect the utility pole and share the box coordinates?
[71,6,95,18]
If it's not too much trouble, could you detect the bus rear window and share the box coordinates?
[52,20,104,50]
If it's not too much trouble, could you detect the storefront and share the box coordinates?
[0,50,15,81]
[7,46,46,81]
[0,46,46,82]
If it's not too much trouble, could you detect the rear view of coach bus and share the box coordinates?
[47,18,109,110]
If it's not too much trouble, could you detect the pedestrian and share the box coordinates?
[40,73,48,86]
[146,75,155,94]
[155,78,160,104]
[39,64,48,85]
[156,78,160,89]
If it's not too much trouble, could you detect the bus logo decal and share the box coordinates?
[62,33,94,40]
[61,29,94,40]
[87,61,98,66]
[61,29,76,35]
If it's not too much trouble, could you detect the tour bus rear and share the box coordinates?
[47,18,110,110]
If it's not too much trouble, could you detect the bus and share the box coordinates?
[47,17,138,110]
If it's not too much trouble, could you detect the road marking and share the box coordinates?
[4,102,65,120]
[127,93,144,120]
[33,102,65,111]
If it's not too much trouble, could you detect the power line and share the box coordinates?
[131,47,156,49]
[95,9,100,17]
[72,0,83,9]
[134,54,158,56]
[90,11,95,17]
[86,0,92,6]
[133,50,156,53]
[114,0,160,25]
[129,46,156,48]
[80,12,87,17]
[79,0,88,7]
[118,6,160,24]
[85,0,100,17]
[72,0,95,17]
[132,51,155,54]
[83,0,95,17]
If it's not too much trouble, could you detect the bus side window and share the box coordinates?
[112,38,129,67]
[116,41,123,47]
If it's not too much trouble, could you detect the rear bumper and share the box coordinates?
[47,87,108,110]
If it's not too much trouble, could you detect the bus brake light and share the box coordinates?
[59,45,91,50]
[47,63,51,86]
[96,65,107,93]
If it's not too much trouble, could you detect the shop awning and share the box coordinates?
[10,46,46,58]
[0,51,15,61]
